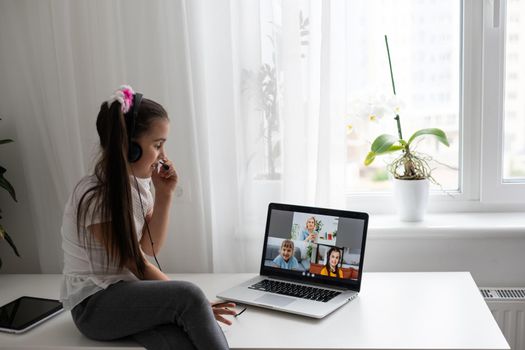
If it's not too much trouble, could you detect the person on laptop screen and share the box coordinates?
[320,247,343,278]
[299,216,318,242]
[272,239,300,270]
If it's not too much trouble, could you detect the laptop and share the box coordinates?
[217,202,368,319]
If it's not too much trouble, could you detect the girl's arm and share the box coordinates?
[140,192,173,256]
[128,256,170,281]
[140,161,178,256]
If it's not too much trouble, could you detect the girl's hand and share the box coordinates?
[210,301,237,325]
[151,159,178,196]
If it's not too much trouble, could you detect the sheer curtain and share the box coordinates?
[0,0,346,273]
[197,0,348,271]
[0,0,214,273]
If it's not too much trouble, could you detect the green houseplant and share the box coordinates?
[0,119,20,268]
[364,35,450,180]
[363,36,450,221]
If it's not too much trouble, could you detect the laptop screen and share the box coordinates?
[260,203,368,290]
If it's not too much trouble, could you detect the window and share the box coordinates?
[341,1,461,194]
[240,0,525,212]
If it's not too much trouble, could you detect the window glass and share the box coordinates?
[343,0,461,193]
[249,0,461,194]
[503,0,525,181]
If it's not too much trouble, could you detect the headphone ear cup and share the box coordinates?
[128,142,142,163]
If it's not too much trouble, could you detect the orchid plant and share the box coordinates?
[363,35,450,181]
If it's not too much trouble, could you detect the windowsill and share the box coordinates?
[368,212,525,239]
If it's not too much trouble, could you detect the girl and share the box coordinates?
[60,85,235,350]
[320,247,343,278]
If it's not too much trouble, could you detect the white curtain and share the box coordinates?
[208,0,348,271]
[0,0,347,273]
[0,0,214,273]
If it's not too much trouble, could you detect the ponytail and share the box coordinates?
[77,101,146,277]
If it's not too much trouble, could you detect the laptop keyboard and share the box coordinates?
[249,279,341,302]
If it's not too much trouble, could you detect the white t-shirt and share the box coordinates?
[60,175,154,310]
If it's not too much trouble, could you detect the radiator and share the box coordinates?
[480,288,525,350]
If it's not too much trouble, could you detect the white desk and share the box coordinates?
[0,272,509,350]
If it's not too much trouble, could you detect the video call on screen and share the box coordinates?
[265,210,364,280]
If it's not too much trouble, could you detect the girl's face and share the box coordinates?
[306,218,315,231]
[130,118,170,178]
[329,251,340,268]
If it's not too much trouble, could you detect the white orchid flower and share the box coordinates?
[350,96,388,122]
[386,95,405,115]
[346,122,354,134]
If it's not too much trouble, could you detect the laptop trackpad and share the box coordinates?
[255,294,295,307]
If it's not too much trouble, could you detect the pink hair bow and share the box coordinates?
[106,85,135,113]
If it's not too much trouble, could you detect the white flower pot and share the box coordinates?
[392,178,429,222]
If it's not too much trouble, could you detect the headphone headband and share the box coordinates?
[126,92,143,139]
[125,92,143,163]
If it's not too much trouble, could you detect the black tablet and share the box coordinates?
[0,296,64,334]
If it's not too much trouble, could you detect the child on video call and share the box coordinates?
[320,247,344,278]
[60,85,235,350]
[272,239,299,270]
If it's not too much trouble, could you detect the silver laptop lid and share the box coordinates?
[260,203,368,291]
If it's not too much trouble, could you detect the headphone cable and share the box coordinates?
[131,171,162,271]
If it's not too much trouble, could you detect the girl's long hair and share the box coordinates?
[76,98,168,277]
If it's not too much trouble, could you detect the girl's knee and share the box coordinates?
[173,281,208,306]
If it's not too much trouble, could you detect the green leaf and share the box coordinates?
[0,224,20,257]
[0,167,17,202]
[371,134,398,154]
[0,139,14,145]
[364,145,405,166]
[408,128,450,147]
[386,145,405,152]
[4,232,20,257]
[364,151,376,166]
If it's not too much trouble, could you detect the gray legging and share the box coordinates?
[71,280,230,350]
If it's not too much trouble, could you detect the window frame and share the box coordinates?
[345,0,525,213]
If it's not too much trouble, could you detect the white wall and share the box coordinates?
[364,232,525,287]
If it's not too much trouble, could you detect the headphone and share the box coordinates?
[124,92,143,163]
